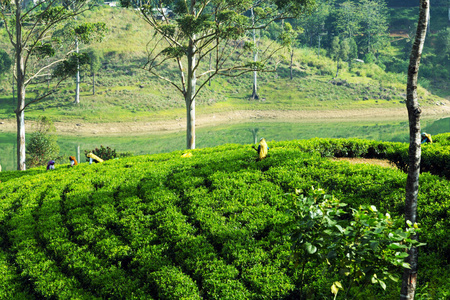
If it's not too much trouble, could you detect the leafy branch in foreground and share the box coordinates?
[290,188,425,299]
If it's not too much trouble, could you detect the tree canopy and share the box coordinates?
[0,49,12,77]
[0,0,105,170]
[121,0,316,149]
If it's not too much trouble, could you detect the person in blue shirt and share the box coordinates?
[421,132,432,144]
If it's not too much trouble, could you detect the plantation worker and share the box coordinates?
[181,152,193,158]
[87,152,104,164]
[69,156,78,167]
[252,138,269,160]
[421,132,432,144]
[47,160,55,170]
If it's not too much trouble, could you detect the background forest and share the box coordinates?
[0,0,448,123]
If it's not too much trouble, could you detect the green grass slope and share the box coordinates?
[0,139,449,299]
[0,6,446,124]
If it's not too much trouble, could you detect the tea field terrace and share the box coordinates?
[0,137,449,298]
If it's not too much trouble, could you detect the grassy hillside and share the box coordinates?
[0,138,449,299]
[0,6,447,124]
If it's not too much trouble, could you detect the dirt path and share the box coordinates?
[332,157,397,169]
[1,104,450,136]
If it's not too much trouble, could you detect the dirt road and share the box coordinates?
[1,105,450,136]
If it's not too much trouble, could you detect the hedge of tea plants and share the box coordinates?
[280,135,450,180]
[0,139,449,299]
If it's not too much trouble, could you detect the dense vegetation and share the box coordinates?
[0,2,448,124]
[1,137,449,299]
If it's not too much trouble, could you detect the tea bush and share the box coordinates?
[84,145,132,162]
[0,139,449,299]
[432,132,450,146]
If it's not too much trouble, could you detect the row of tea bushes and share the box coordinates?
[432,132,450,146]
[274,135,450,179]
[0,140,449,298]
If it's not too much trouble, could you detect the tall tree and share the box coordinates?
[295,0,331,47]
[359,0,388,57]
[400,0,429,299]
[0,49,12,78]
[280,21,303,80]
[124,0,315,150]
[0,0,104,170]
[330,36,350,78]
[86,47,104,95]
[434,28,450,76]
[335,1,360,40]
[250,5,259,100]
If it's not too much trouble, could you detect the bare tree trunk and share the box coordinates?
[290,50,294,80]
[15,0,26,171]
[76,145,80,164]
[92,72,95,95]
[208,52,212,86]
[75,38,80,104]
[251,128,259,144]
[11,71,15,102]
[16,108,25,171]
[335,60,340,78]
[251,7,259,100]
[400,1,429,299]
[186,39,196,150]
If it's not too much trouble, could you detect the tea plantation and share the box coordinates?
[1,137,449,299]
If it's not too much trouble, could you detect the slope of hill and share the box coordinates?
[0,6,447,125]
[0,138,449,299]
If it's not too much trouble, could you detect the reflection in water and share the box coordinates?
[249,128,259,144]
[423,117,450,134]
[1,117,450,171]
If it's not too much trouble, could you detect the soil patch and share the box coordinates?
[1,104,450,136]
[331,157,397,169]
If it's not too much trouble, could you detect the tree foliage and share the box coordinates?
[122,0,316,149]
[25,116,60,168]
[0,0,105,170]
[290,188,424,298]
[0,49,12,77]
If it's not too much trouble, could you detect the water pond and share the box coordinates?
[1,116,450,171]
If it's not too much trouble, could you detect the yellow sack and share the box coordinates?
[87,153,104,163]
[181,152,193,158]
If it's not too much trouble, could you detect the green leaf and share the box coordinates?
[379,280,386,290]
[369,241,379,250]
[371,273,378,284]
[388,243,407,250]
[388,274,399,282]
[331,282,339,295]
[327,250,337,259]
[305,242,317,254]
[335,224,344,233]
[395,252,409,259]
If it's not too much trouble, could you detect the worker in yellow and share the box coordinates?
[87,152,104,164]
[421,132,432,144]
[252,138,269,160]
[181,152,193,158]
